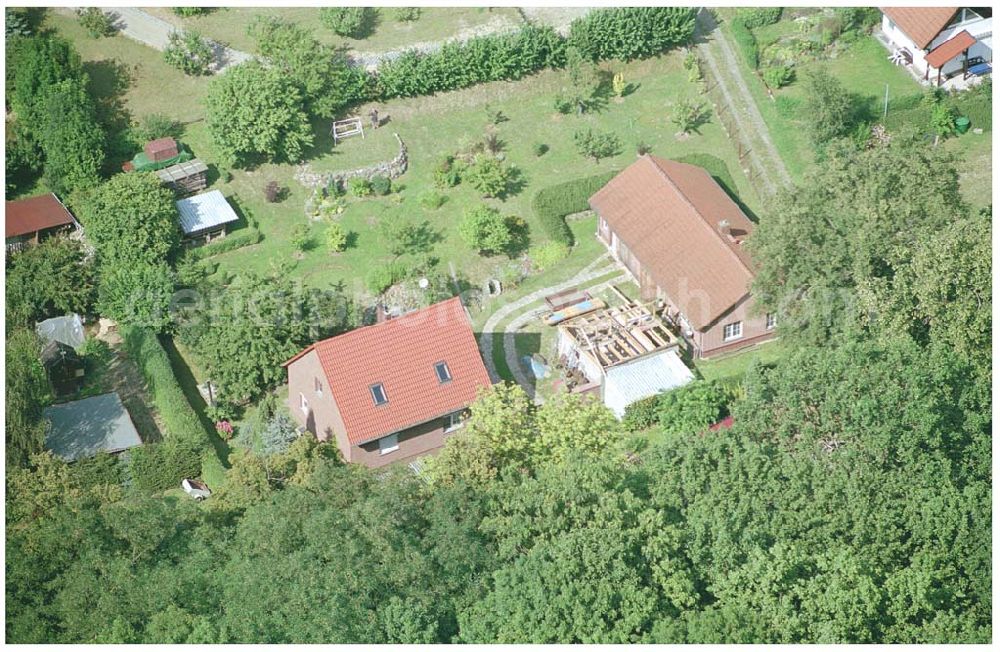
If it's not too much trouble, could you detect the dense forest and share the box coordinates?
[4,6,992,644]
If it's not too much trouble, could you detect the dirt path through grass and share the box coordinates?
[694,9,793,194]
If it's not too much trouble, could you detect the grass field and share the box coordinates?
[49,4,757,300]
[143,6,525,56]
[944,130,994,210]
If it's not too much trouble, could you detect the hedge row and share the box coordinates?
[566,6,697,62]
[120,326,214,492]
[372,7,697,100]
[531,170,618,245]
[730,17,759,70]
[184,227,262,261]
[736,7,783,29]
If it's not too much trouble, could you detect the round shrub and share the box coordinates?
[762,65,795,89]
[325,223,348,252]
[466,154,512,199]
[320,7,375,38]
[419,190,447,210]
[370,174,392,196]
[433,155,463,188]
[529,241,570,271]
[460,205,514,255]
[348,177,373,197]
[533,142,549,157]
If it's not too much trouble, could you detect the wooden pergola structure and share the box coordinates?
[559,300,678,370]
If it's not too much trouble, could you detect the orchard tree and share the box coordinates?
[163,29,213,76]
[574,128,621,163]
[205,60,313,167]
[459,205,515,255]
[248,16,365,117]
[802,69,855,146]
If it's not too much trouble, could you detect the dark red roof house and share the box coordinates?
[5,193,79,254]
[283,297,492,468]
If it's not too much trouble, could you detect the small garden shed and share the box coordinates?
[41,340,85,396]
[43,392,143,462]
[175,190,240,244]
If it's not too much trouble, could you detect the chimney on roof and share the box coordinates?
[717,219,731,237]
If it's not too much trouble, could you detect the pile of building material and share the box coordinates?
[157,158,209,194]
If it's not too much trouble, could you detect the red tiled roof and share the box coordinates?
[925,29,976,68]
[589,155,756,331]
[880,7,958,49]
[5,193,76,239]
[287,297,492,445]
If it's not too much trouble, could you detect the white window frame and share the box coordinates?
[766,313,777,330]
[723,321,743,342]
[371,383,388,406]
[444,411,465,433]
[379,433,399,455]
[314,377,323,397]
[299,393,309,415]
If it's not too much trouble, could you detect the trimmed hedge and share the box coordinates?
[375,25,565,99]
[120,327,214,492]
[730,17,759,70]
[736,7,783,29]
[531,171,618,246]
[372,7,696,100]
[184,227,262,261]
[566,6,697,62]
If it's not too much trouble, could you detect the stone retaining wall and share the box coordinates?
[295,133,408,190]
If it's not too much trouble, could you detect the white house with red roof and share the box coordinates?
[879,7,992,86]
[282,297,492,468]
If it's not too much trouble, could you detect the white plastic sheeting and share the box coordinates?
[603,350,694,419]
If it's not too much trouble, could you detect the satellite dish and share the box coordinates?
[418,278,429,289]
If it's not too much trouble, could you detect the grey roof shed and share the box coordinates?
[175,190,239,236]
[43,392,143,462]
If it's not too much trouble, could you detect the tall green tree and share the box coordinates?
[204,60,313,167]
[5,329,50,468]
[6,236,95,331]
[248,16,365,117]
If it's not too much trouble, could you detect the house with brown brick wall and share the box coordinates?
[589,155,776,358]
[282,297,492,468]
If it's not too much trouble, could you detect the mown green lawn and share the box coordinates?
[143,6,525,55]
[718,9,923,181]
[944,130,994,210]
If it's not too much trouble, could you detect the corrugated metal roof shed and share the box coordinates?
[43,392,143,462]
[175,190,239,235]
[36,313,85,350]
[603,350,694,419]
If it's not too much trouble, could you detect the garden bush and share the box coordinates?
[531,171,617,245]
[533,142,549,157]
[392,7,421,22]
[730,17,759,69]
[183,228,262,261]
[528,241,570,271]
[71,452,123,490]
[320,7,376,38]
[573,128,621,162]
[77,8,115,38]
[656,380,733,436]
[762,65,795,89]
[369,175,392,196]
[459,205,516,255]
[163,30,213,76]
[622,394,661,430]
[349,177,373,197]
[433,155,463,188]
[736,7,783,29]
[173,7,210,17]
[465,155,513,198]
[567,7,696,62]
[366,261,408,295]
[374,25,565,99]
[419,190,447,210]
[325,223,348,252]
[126,439,202,494]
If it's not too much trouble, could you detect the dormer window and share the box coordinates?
[370,383,388,406]
[434,361,452,384]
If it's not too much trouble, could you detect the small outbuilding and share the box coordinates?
[36,313,86,350]
[43,392,143,462]
[175,190,240,244]
[41,340,85,396]
[5,193,79,255]
[157,158,209,195]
